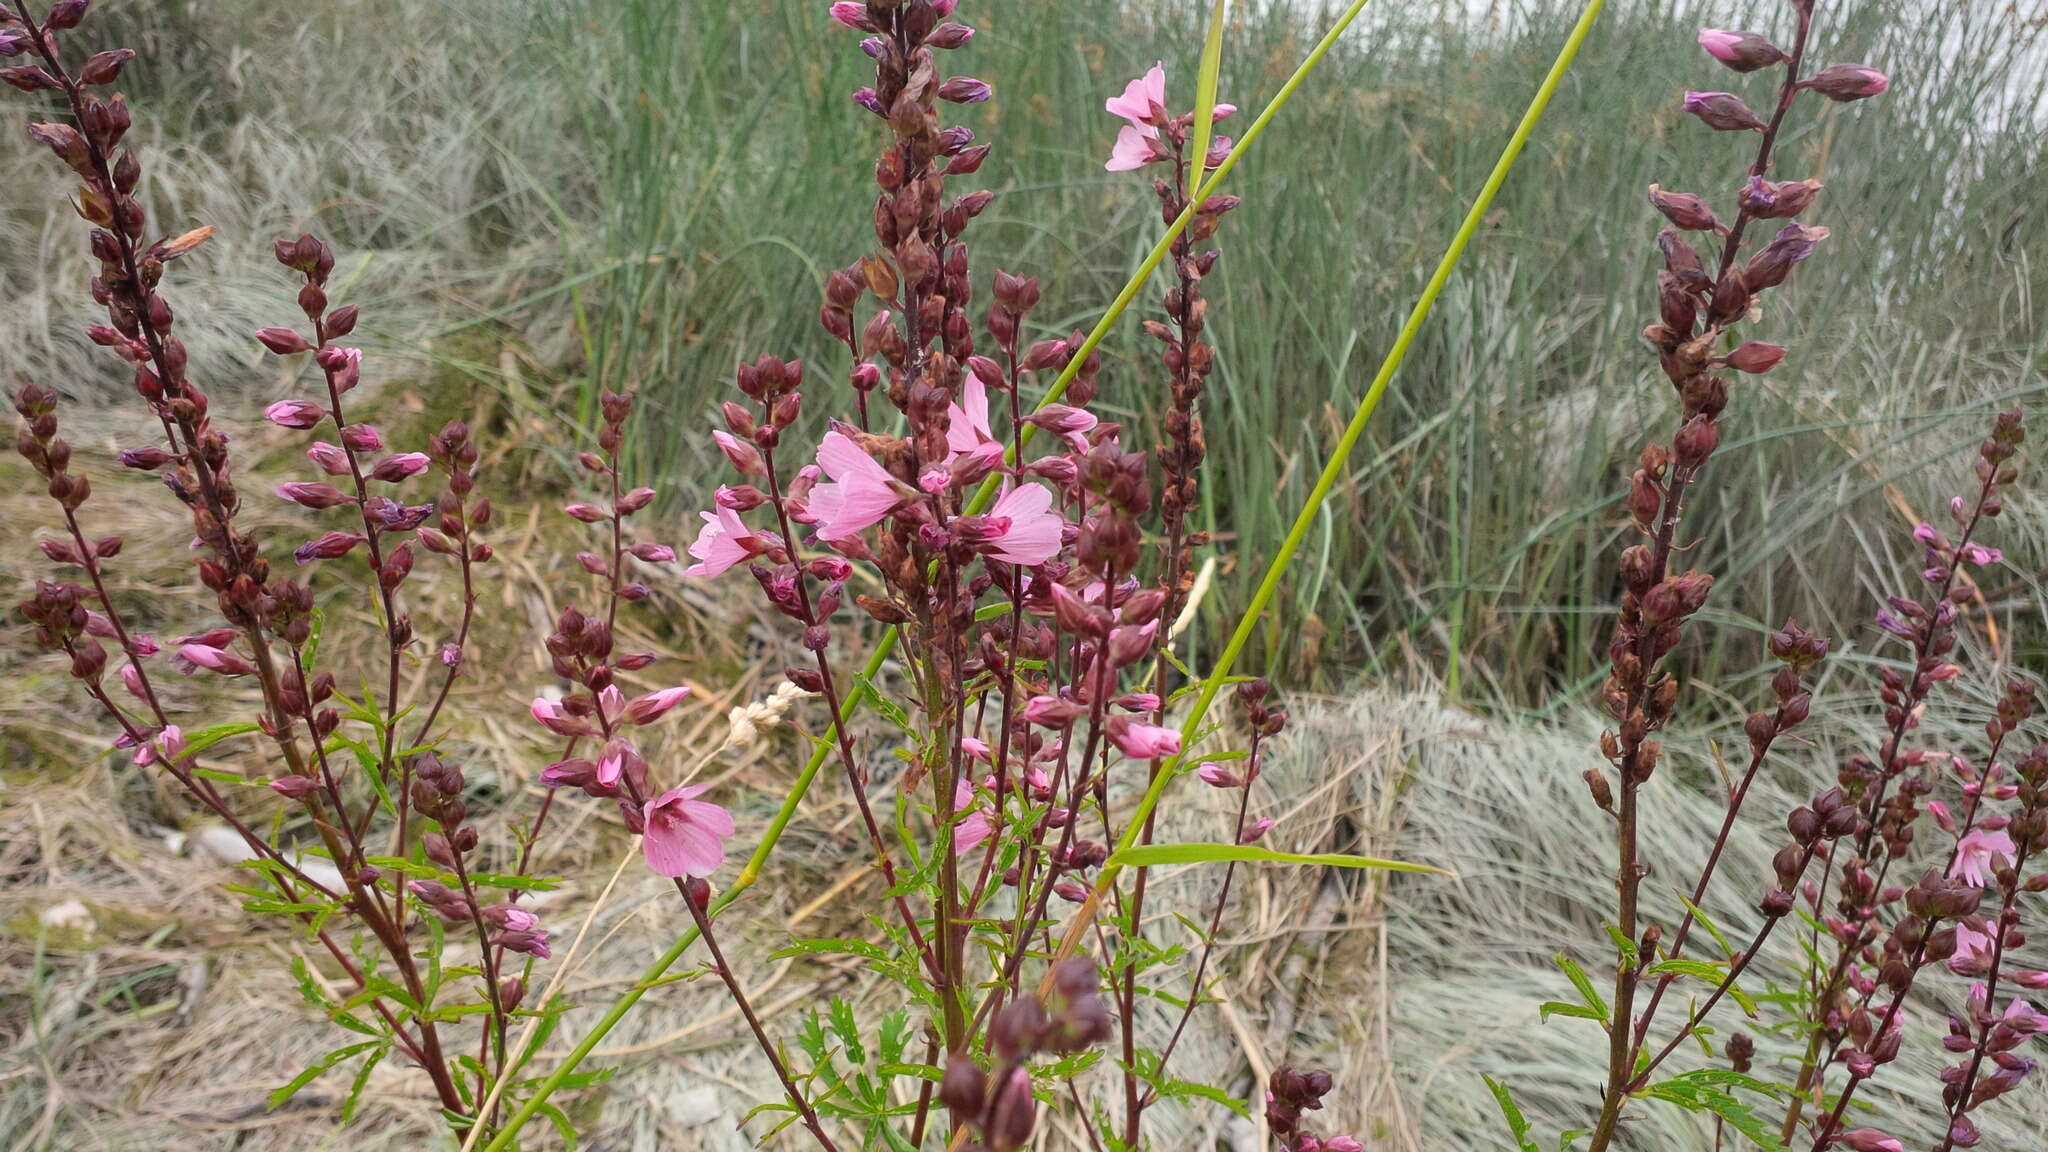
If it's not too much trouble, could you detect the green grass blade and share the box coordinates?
[1188,0,1228,191]
[1107,842,1447,874]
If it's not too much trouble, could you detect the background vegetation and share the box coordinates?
[2,0,2045,1148]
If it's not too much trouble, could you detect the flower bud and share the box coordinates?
[1682,91,1766,132]
[1805,64,1889,102]
[1647,185,1720,232]
[1697,29,1785,73]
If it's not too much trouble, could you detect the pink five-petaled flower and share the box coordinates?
[1104,62,1167,129]
[684,504,759,578]
[951,779,994,853]
[972,483,1064,566]
[945,377,1006,470]
[530,696,599,738]
[1836,1132,1904,1152]
[1951,827,2016,887]
[810,429,901,541]
[1196,761,1241,789]
[1950,921,1996,976]
[641,783,735,878]
[1107,124,1169,172]
[1105,715,1181,760]
[174,643,256,677]
[1103,62,1235,172]
[624,685,693,725]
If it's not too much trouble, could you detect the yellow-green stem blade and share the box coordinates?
[1048,0,1609,974]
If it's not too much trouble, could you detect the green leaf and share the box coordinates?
[179,721,262,759]
[1553,954,1609,1023]
[1645,1070,1788,1151]
[1187,0,1229,189]
[1106,842,1445,875]
[1153,1077,1249,1119]
[1646,958,1759,1016]
[1604,924,1639,968]
[342,1043,388,1122]
[536,1101,579,1148]
[828,998,864,1065]
[878,1009,909,1065]
[1538,1000,1606,1024]
[268,1040,382,1111]
[772,937,890,964]
[852,673,912,733]
[1484,1076,1542,1152]
[1671,891,1737,960]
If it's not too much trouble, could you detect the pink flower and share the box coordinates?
[1106,715,1181,760]
[306,442,350,475]
[684,504,758,578]
[317,346,362,392]
[976,483,1064,566]
[960,736,991,762]
[340,423,385,453]
[1951,827,2016,887]
[133,725,185,767]
[1697,29,1784,72]
[370,452,431,482]
[1106,124,1167,172]
[1837,1130,1904,1152]
[624,685,692,724]
[597,684,626,726]
[1238,817,1275,844]
[294,530,366,565]
[2002,996,2047,1036]
[810,430,901,541]
[485,904,541,933]
[1104,62,1167,129]
[713,429,765,476]
[641,783,735,878]
[1950,921,1996,975]
[596,737,645,790]
[276,481,355,509]
[254,326,311,355]
[530,697,598,738]
[952,779,994,853]
[1024,694,1081,727]
[945,377,1005,467]
[264,399,327,429]
[174,643,256,676]
[827,1,874,31]
[1196,761,1240,789]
